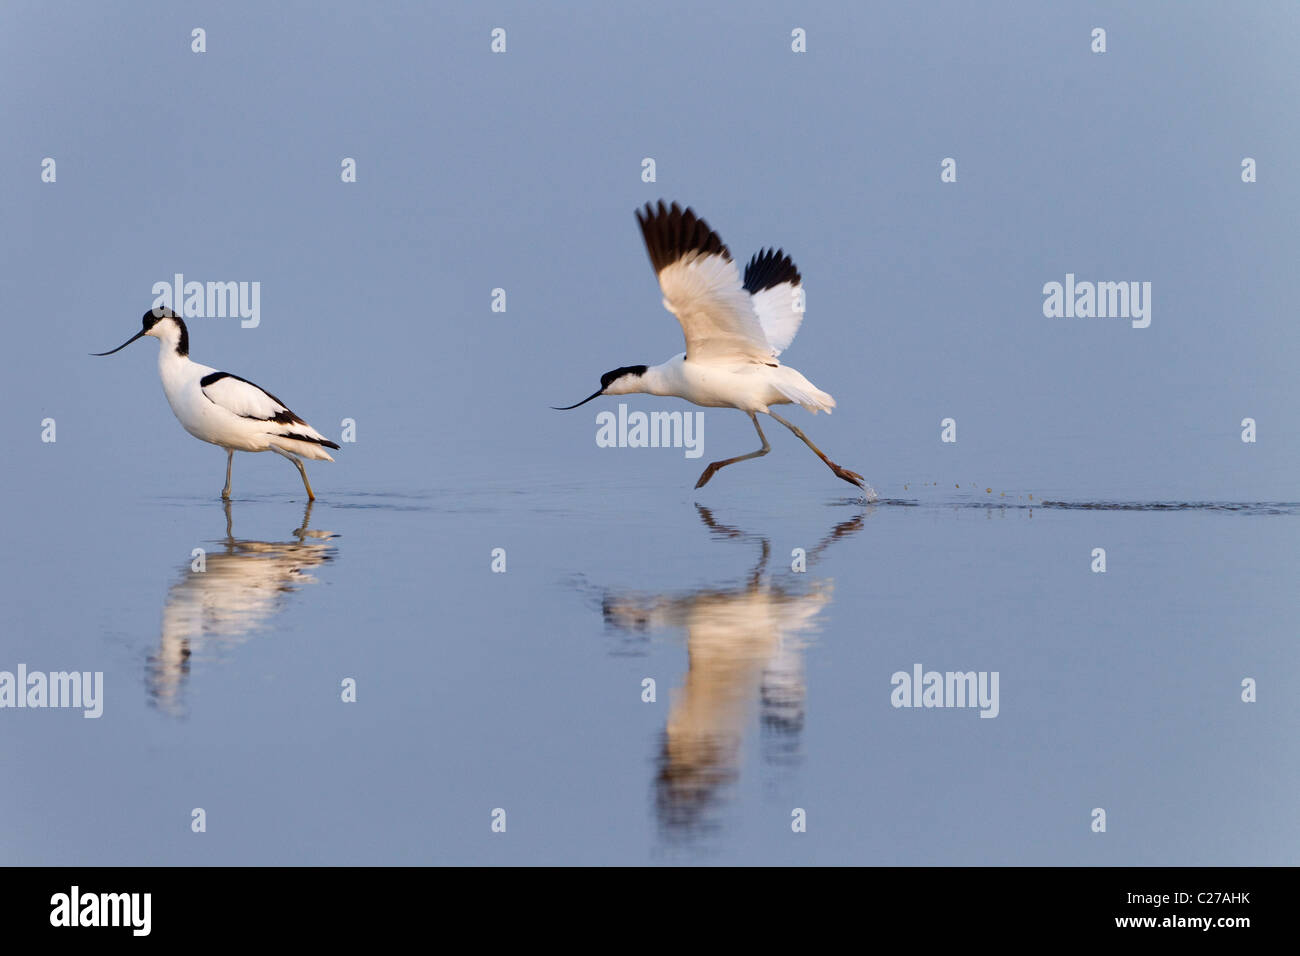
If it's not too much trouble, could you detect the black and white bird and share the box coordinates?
[95,308,338,499]
[555,201,872,497]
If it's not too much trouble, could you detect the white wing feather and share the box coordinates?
[197,370,337,461]
[749,281,803,356]
[743,248,805,357]
[657,253,774,364]
[201,373,301,423]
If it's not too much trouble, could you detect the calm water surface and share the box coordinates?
[3,467,1295,866]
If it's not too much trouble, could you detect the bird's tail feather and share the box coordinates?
[772,369,836,414]
[269,434,336,461]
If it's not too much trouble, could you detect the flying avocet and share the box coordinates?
[95,308,338,500]
[555,201,872,497]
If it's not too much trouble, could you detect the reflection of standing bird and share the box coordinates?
[554,201,873,497]
[597,505,864,835]
[94,308,338,500]
[148,502,336,716]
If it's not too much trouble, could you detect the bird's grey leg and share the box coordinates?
[222,450,233,500]
[270,446,316,500]
[291,456,316,501]
[293,500,314,540]
[694,412,770,489]
[767,411,870,493]
[748,538,771,587]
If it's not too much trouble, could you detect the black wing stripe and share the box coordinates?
[278,431,340,450]
[743,248,801,293]
[635,200,731,274]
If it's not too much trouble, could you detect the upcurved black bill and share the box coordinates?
[92,330,147,356]
[551,389,603,411]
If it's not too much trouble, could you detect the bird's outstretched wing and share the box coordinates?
[636,201,775,364]
[200,371,339,448]
[743,248,804,356]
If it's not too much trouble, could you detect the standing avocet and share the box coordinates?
[95,308,339,500]
[555,200,873,497]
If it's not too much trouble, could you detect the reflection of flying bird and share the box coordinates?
[148,502,336,716]
[94,308,338,500]
[598,506,864,835]
[554,201,874,498]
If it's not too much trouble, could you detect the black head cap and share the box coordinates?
[143,306,179,330]
[143,307,188,355]
[601,365,648,389]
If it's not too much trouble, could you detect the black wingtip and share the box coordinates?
[743,247,801,293]
[279,432,339,449]
[635,200,731,274]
